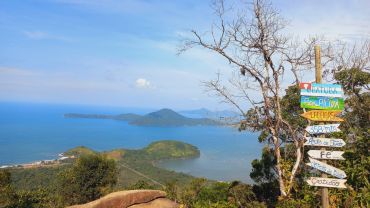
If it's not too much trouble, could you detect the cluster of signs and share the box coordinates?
[300,82,347,189]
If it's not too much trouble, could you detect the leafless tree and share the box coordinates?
[179,0,333,197]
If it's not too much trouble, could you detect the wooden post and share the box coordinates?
[315,45,329,208]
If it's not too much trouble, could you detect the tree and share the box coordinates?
[180,0,333,197]
[0,169,15,208]
[58,154,118,206]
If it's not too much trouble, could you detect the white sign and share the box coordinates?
[300,83,343,98]
[308,150,345,160]
[306,177,346,189]
[305,124,341,134]
[304,137,346,147]
[306,157,347,179]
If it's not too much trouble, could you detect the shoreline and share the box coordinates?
[0,153,75,169]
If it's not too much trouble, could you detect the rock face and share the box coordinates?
[68,190,179,208]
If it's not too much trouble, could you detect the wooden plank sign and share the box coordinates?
[306,157,347,179]
[300,96,344,110]
[300,83,343,98]
[300,110,343,122]
[306,177,346,189]
[307,150,345,160]
[305,124,341,134]
[304,137,346,147]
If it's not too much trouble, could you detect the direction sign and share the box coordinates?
[305,124,341,134]
[306,158,347,179]
[306,177,346,189]
[300,96,344,110]
[304,137,346,147]
[300,83,343,98]
[300,110,343,122]
[307,150,345,160]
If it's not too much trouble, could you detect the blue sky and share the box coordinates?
[0,0,369,110]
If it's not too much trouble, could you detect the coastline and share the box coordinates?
[0,153,74,169]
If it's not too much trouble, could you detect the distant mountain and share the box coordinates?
[64,108,220,127]
[130,108,220,126]
[179,108,240,119]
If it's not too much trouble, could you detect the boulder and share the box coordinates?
[68,190,178,208]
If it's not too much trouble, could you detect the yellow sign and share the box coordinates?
[300,110,343,122]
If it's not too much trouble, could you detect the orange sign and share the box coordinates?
[300,110,343,122]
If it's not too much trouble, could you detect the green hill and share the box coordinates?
[129,108,220,126]
[144,140,200,159]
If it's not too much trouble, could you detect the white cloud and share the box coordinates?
[135,78,151,88]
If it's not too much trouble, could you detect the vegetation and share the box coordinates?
[65,108,220,127]
[2,140,200,207]
[58,154,118,206]
[145,140,200,159]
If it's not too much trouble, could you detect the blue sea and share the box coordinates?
[0,102,263,183]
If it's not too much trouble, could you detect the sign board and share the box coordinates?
[306,157,347,179]
[307,150,345,160]
[306,177,346,189]
[304,137,346,147]
[300,110,343,122]
[300,96,344,110]
[300,83,343,98]
[305,124,341,134]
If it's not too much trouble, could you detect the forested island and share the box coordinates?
[64,108,221,127]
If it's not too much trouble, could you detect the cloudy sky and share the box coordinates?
[0,0,369,110]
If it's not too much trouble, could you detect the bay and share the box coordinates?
[0,102,262,183]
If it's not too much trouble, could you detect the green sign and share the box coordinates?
[300,96,344,110]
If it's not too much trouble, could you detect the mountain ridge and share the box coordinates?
[64,108,220,127]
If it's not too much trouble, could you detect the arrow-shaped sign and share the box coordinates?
[305,124,341,134]
[300,83,343,98]
[306,177,346,189]
[306,157,347,179]
[308,150,345,160]
[300,110,343,122]
[304,137,346,147]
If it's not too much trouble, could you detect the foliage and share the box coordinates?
[127,180,155,190]
[168,178,265,208]
[145,140,200,159]
[57,154,118,206]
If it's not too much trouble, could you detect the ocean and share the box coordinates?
[0,102,263,183]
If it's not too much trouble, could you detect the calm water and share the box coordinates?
[0,102,263,183]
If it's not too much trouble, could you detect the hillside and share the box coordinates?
[9,140,200,191]
[64,108,221,127]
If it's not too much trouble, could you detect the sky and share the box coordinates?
[0,0,369,110]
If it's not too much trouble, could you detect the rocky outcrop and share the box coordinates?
[68,190,179,208]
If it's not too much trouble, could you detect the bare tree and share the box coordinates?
[179,0,332,197]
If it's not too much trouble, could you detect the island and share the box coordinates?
[64,108,221,127]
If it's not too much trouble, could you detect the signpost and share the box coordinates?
[306,177,347,189]
[305,124,341,134]
[300,46,347,207]
[300,83,343,98]
[300,110,343,122]
[306,158,347,179]
[307,150,345,160]
[300,96,344,110]
[304,137,346,147]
